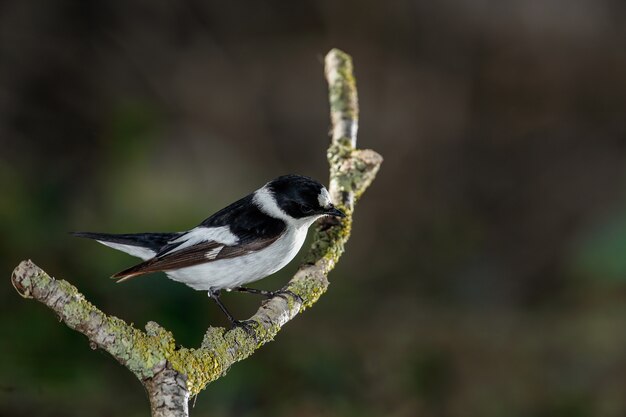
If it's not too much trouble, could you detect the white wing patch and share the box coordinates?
[317,187,332,208]
[163,226,238,255]
[205,246,224,260]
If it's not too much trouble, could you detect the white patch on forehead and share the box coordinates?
[253,186,292,221]
[317,187,332,208]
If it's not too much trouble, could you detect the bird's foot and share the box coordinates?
[232,319,257,337]
[235,287,301,302]
[269,289,302,303]
[234,287,274,298]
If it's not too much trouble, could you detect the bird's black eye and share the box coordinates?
[299,204,313,214]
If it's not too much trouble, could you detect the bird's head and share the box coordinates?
[256,175,345,222]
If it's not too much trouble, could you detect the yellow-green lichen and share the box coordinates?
[172,323,274,395]
[288,277,326,309]
[169,347,223,395]
[99,319,174,379]
[304,212,352,266]
[17,266,175,381]
[327,49,358,122]
[283,291,298,311]
[248,318,281,346]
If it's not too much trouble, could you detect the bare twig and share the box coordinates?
[10,48,382,417]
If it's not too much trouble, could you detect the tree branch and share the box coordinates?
[10,48,382,417]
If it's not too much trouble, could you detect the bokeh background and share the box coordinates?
[2,1,626,416]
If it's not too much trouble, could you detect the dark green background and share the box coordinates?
[2,1,626,416]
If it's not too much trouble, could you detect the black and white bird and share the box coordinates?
[72,175,345,326]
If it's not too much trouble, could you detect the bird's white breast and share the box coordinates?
[164,222,313,291]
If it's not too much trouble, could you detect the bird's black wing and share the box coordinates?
[200,194,286,244]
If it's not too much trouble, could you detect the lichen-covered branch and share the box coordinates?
[10,48,382,417]
[325,48,359,148]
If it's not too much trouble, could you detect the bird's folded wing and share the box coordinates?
[112,233,283,281]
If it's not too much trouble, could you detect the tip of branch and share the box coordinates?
[324,49,355,84]
[11,259,40,298]
[325,48,351,63]
[356,149,384,168]
[324,48,359,148]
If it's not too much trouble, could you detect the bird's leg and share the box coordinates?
[234,286,302,302]
[208,289,237,324]
[208,289,256,336]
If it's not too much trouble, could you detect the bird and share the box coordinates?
[72,174,345,327]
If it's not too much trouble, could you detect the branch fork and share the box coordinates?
[11,48,382,417]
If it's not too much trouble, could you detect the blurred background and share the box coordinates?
[1,1,626,416]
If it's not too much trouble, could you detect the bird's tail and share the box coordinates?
[71,231,181,261]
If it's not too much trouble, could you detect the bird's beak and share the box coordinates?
[324,205,346,218]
